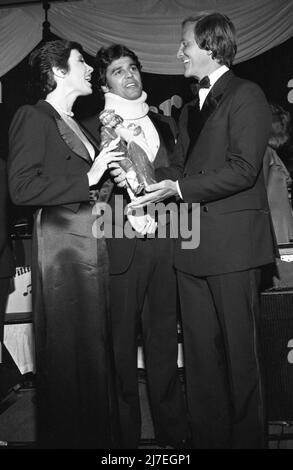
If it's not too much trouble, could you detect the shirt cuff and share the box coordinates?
[176,180,183,200]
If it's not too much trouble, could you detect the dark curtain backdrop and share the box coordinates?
[1,33,293,231]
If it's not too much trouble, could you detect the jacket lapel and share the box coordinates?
[148,112,176,168]
[200,91,223,125]
[36,100,92,164]
[199,70,234,125]
[55,116,92,164]
[148,112,175,152]
[187,70,234,154]
[186,97,202,153]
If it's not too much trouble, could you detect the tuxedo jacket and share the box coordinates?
[8,100,113,215]
[157,71,275,276]
[83,111,178,274]
[0,158,15,278]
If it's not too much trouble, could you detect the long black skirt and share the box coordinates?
[32,203,120,449]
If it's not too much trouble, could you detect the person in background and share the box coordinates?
[263,103,293,244]
[0,157,15,355]
[8,39,123,449]
[83,44,189,449]
[127,12,275,448]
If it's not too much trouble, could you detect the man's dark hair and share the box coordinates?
[95,44,142,89]
[29,39,84,98]
[182,12,237,67]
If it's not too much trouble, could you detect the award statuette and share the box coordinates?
[99,109,156,197]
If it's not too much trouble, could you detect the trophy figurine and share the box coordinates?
[99,109,156,197]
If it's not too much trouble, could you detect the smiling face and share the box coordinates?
[177,21,212,80]
[64,49,93,96]
[103,56,143,100]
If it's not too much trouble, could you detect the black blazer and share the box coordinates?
[83,111,179,274]
[0,158,15,278]
[157,71,275,276]
[8,100,113,213]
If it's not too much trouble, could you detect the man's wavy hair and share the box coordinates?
[269,103,291,150]
[29,39,84,99]
[95,44,142,91]
[182,12,237,67]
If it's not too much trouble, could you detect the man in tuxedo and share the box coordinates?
[128,13,275,448]
[0,157,15,352]
[83,44,188,449]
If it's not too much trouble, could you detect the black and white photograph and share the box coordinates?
[0,0,293,454]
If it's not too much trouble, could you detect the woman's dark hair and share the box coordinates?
[182,12,237,67]
[269,103,291,150]
[95,44,142,89]
[29,39,84,98]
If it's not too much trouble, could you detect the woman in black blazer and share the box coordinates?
[8,40,122,449]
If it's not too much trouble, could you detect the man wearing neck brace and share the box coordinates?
[83,44,189,449]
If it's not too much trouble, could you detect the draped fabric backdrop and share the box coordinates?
[0,0,293,78]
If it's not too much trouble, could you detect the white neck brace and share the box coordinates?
[104,91,149,120]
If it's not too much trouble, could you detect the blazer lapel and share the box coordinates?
[55,116,92,164]
[148,112,175,167]
[200,91,223,125]
[201,70,234,125]
[36,100,92,164]
[186,97,203,153]
[148,112,174,153]
[187,70,234,154]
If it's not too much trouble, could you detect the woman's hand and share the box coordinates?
[87,137,123,187]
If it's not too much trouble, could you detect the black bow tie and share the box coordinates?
[198,76,211,89]
[191,76,211,95]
